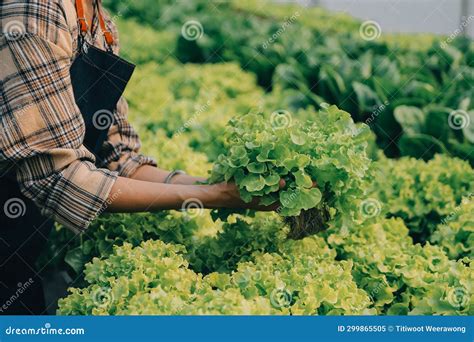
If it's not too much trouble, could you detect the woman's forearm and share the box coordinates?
[106,165,288,213]
[106,176,221,212]
[130,165,206,185]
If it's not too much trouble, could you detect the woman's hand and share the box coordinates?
[209,180,285,211]
[212,179,319,211]
[208,179,317,212]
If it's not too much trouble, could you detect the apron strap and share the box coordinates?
[75,0,89,35]
[75,0,114,48]
[96,3,114,47]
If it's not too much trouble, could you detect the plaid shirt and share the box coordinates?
[0,0,156,233]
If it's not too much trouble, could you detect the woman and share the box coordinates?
[0,0,280,315]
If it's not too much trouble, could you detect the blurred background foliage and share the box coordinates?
[105,0,473,164]
[41,0,473,315]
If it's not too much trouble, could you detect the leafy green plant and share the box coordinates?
[108,0,473,164]
[58,236,374,315]
[49,3,474,316]
[394,104,474,164]
[370,154,474,243]
[234,1,474,163]
[431,196,474,260]
[57,240,269,315]
[209,105,372,238]
[125,61,264,161]
[41,211,218,282]
[58,219,472,315]
[327,218,473,315]
[206,235,375,315]
[190,213,285,273]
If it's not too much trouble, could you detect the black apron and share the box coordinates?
[70,39,135,157]
[0,0,135,315]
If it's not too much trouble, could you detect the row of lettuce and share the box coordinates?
[57,215,473,315]
[40,59,473,315]
[42,1,474,315]
[105,0,473,165]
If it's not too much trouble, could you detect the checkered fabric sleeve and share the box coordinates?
[0,0,154,233]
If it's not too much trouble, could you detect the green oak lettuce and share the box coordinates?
[431,197,474,260]
[370,154,474,243]
[209,105,372,238]
[327,218,473,315]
